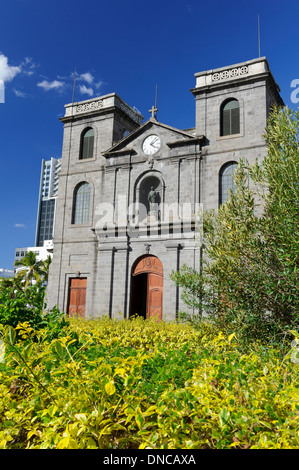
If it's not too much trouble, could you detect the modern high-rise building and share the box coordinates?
[35,157,61,247]
[14,158,61,271]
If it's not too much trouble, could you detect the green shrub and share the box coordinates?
[0,318,298,449]
[171,106,299,346]
[0,284,44,328]
[0,282,69,342]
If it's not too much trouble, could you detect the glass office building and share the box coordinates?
[35,158,61,247]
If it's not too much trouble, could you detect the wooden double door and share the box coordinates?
[130,255,163,321]
[67,277,87,317]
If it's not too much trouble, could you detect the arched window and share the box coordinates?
[219,162,238,205]
[72,182,91,224]
[220,99,240,136]
[80,128,94,160]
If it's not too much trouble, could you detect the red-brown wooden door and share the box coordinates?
[68,278,87,317]
[131,256,163,321]
[147,272,163,321]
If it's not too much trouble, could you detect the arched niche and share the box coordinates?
[134,171,165,222]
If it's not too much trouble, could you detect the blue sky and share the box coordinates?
[0,0,298,270]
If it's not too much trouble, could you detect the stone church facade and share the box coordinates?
[46,57,284,321]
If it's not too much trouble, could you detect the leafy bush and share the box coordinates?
[0,253,67,336]
[0,317,298,449]
[171,106,299,346]
[0,284,44,328]
[0,282,69,341]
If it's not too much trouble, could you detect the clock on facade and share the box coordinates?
[142,135,161,155]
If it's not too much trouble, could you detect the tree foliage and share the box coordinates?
[14,251,51,288]
[0,252,66,334]
[172,106,299,344]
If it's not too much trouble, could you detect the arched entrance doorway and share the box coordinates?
[130,255,163,321]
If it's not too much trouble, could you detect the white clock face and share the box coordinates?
[142,135,161,155]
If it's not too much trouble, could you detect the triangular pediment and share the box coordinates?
[102,118,197,157]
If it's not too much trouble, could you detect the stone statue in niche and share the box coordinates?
[148,186,158,213]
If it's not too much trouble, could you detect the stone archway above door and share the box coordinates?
[132,255,163,276]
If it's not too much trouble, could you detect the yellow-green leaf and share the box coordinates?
[5,326,16,345]
[105,381,116,395]
[135,413,144,430]
[114,367,126,377]
[56,436,78,449]
[228,333,236,342]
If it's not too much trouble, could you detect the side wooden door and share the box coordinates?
[68,278,87,317]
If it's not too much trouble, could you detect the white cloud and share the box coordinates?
[77,72,94,84]
[21,57,38,76]
[0,53,21,83]
[13,89,26,98]
[14,223,26,229]
[79,84,94,96]
[0,59,105,98]
[37,79,65,91]
[75,72,105,96]
[95,80,104,89]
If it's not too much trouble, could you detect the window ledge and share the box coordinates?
[217,133,243,141]
[70,223,93,228]
[77,157,96,163]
